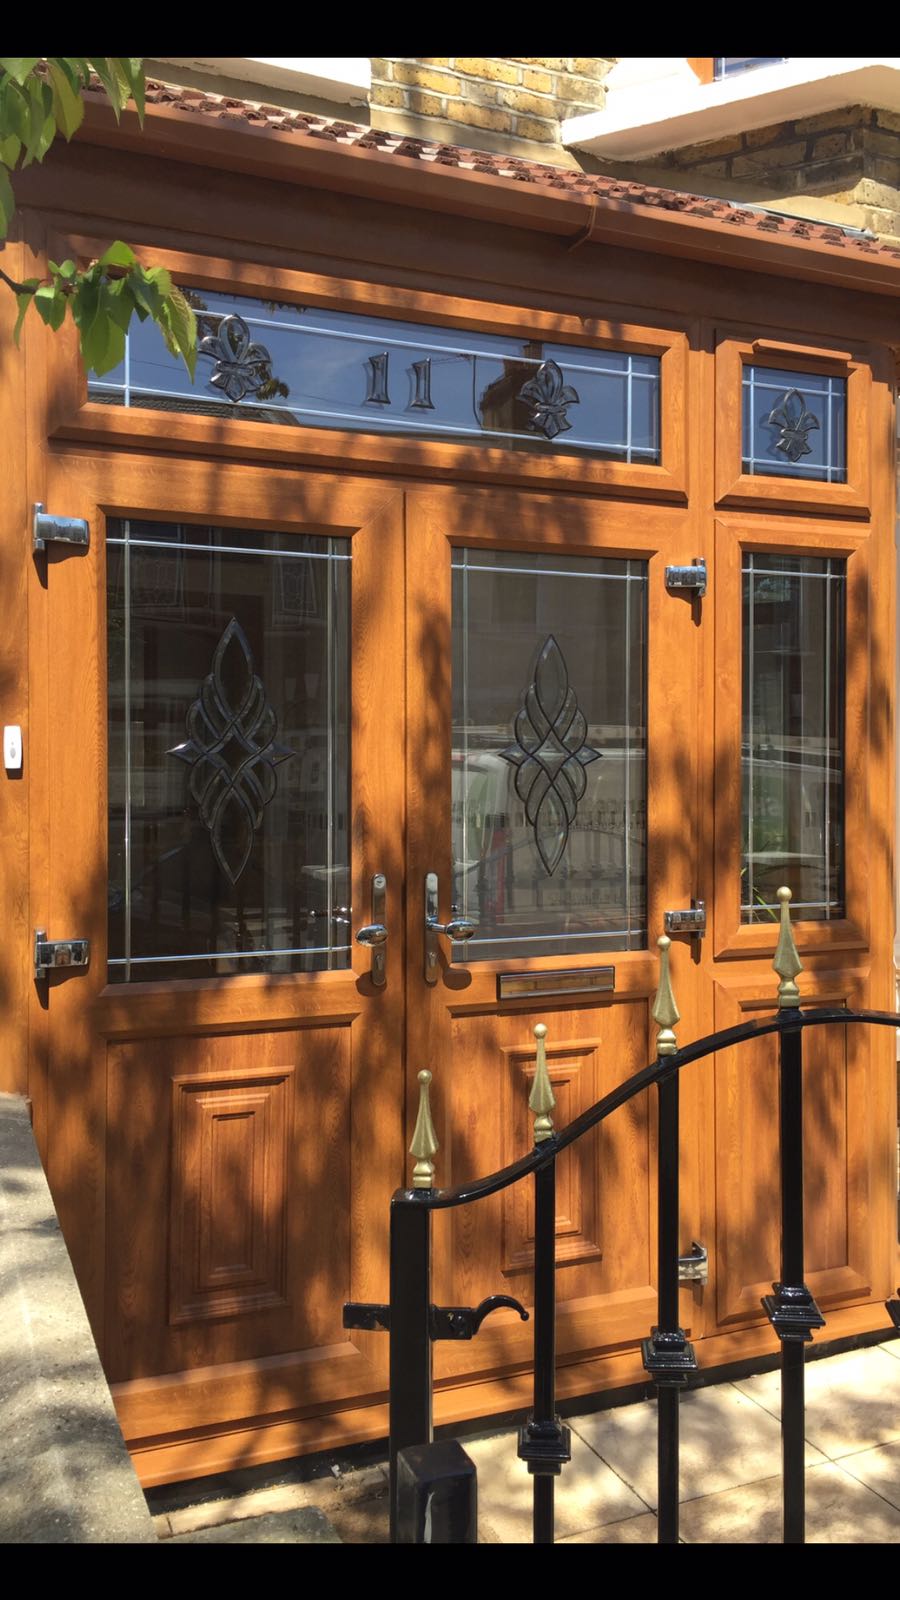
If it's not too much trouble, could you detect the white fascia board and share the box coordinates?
[153,57,371,105]
[564,58,900,158]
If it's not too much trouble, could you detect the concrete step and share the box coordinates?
[163,1506,341,1543]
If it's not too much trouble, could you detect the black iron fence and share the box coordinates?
[344,889,900,1544]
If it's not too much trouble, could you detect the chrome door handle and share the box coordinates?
[424,871,477,984]
[356,873,387,987]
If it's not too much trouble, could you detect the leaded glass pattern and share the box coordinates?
[452,549,647,961]
[742,553,845,924]
[742,365,847,483]
[107,520,350,980]
[88,290,661,465]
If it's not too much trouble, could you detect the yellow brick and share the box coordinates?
[673,132,743,162]
[500,88,556,117]
[813,132,850,160]
[418,58,451,68]
[407,89,444,118]
[743,121,792,148]
[515,114,557,143]
[510,57,566,70]
[572,58,613,78]
[523,69,552,93]
[392,63,459,95]
[565,76,605,106]
[451,101,513,132]
[370,84,405,109]
[370,58,394,79]
[453,57,520,84]
[796,106,869,133]
[732,141,807,175]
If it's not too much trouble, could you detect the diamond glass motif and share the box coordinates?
[518,360,580,440]
[168,617,295,885]
[197,313,276,404]
[500,635,602,875]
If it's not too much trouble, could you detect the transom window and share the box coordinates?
[88,289,661,466]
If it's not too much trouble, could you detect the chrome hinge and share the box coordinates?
[678,1241,709,1286]
[33,503,90,555]
[664,900,706,938]
[34,929,91,981]
[665,558,707,598]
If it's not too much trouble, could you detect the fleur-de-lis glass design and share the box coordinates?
[518,359,580,440]
[197,313,276,404]
[500,635,602,875]
[763,388,820,463]
[168,618,295,885]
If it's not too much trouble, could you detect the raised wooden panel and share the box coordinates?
[501,1041,602,1272]
[106,1026,350,1383]
[711,970,873,1331]
[169,1066,293,1325]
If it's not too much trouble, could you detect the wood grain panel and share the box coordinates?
[501,1042,602,1272]
[169,1065,293,1324]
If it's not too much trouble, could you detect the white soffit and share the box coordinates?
[153,57,371,105]
[564,58,900,158]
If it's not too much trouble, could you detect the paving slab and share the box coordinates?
[678,1461,900,1543]
[557,1511,660,1543]
[734,1345,900,1459]
[463,1427,647,1543]
[165,1506,341,1543]
[836,1439,900,1511]
[162,1464,387,1538]
[572,1381,824,1510]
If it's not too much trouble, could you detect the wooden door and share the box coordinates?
[31,449,406,1477]
[405,486,706,1397]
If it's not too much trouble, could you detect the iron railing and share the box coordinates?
[344,888,900,1543]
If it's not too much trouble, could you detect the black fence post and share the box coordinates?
[641,936,696,1545]
[518,1025,571,1545]
[761,889,825,1546]
[389,1197,433,1543]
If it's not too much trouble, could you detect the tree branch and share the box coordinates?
[0,263,35,296]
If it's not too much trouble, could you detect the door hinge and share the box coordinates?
[664,900,706,938]
[678,1241,709,1286]
[34,929,91,981]
[33,503,90,555]
[665,558,706,598]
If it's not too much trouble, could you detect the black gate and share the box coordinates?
[344,888,900,1544]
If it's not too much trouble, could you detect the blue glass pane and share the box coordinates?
[742,364,847,484]
[89,289,662,465]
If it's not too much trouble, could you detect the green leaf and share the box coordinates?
[100,278,135,333]
[143,264,173,297]
[0,163,14,237]
[97,240,137,270]
[12,280,39,345]
[117,59,145,123]
[4,80,30,146]
[47,61,84,141]
[33,283,67,331]
[0,133,21,166]
[128,270,163,320]
[0,59,40,86]
[161,285,197,378]
[87,59,126,119]
[81,308,126,375]
[49,258,77,281]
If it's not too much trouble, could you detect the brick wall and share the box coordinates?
[614,106,900,243]
[369,57,615,162]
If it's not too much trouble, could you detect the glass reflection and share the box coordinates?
[742,553,845,922]
[107,520,350,980]
[452,550,647,961]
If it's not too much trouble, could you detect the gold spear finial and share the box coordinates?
[529,1022,556,1144]
[773,885,803,1009]
[653,934,680,1057]
[409,1069,439,1189]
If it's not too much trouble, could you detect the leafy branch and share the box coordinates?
[0,58,196,376]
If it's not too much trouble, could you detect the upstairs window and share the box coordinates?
[714,58,788,78]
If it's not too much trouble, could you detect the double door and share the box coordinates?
[31,449,888,1482]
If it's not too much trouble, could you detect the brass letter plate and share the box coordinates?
[497,967,615,1002]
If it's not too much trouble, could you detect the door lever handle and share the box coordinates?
[356,873,387,987]
[424,871,477,984]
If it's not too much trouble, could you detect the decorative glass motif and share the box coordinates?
[500,635,602,875]
[197,313,276,403]
[518,360,580,440]
[742,364,846,483]
[167,617,295,885]
[763,388,820,464]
